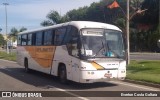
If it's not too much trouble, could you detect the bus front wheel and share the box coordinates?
[24,58,30,73]
[58,65,67,84]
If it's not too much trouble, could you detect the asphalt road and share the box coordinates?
[130,53,160,60]
[0,59,159,100]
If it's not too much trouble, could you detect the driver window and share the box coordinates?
[71,28,79,56]
[67,26,79,57]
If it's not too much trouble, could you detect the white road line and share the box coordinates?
[110,81,160,91]
[54,87,89,100]
[0,66,11,72]
[0,66,89,99]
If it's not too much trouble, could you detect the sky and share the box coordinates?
[0,0,100,34]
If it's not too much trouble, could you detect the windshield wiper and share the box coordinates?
[106,42,120,58]
[93,40,105,57]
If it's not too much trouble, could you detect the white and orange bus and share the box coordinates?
[17,21,126,83]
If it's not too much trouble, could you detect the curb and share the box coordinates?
[124,79,160,89]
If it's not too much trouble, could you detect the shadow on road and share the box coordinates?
[0,67,117,90]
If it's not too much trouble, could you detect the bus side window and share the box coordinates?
[32,33,36,45]
[21,34,27,46]
[67,26,79,57]
[54,28,66,45]
[44,30,53,45]
[52,30,55,45]
[62,26,72,44]
[36,31,43,46]
[27,34,32,45]
[17,35,21,46]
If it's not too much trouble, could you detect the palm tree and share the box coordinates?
[41,10,63,26]
[19,27,27,32]
[9,27,18,42]
[9,27,27,42]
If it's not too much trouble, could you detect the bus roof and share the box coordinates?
[19,21,121,35]
[69,21,121,31]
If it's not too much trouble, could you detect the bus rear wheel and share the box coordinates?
[58,65,67,84]
[24,58,30,73]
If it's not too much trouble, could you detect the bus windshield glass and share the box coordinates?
[80,29,125,58]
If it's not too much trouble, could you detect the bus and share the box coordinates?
[17,21,126,83]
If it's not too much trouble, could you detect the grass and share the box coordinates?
[0,51,16,61]
[127,60,160,84]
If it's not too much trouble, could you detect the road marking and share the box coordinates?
[110,81,160,91]
[0,66,11,72]
[53,87,89,100]
[0,66,89,99]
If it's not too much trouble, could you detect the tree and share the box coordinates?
[41,10,63,26]
[131,0,159,51]
[0,34,6,46]
[19,27,27,32]
[40,0,159,52]
[41,20,53,26]
[9,27,27,42]
[86,2,104,22]
[136,0,159,25]
[66,6,88,21]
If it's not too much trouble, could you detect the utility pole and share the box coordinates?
[3,2,9,54]
[126,0,130,64]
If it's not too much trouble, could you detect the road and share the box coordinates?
[0,59,160,100]
[130,53,160,60]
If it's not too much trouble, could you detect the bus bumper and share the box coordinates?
[79,70,126,83]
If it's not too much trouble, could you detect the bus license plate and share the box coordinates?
[104,73,112,78]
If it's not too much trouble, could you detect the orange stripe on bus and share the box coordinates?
[25,46,56,68]
[91,61,105,70]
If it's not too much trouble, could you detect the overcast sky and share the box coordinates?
[0,0,100,34]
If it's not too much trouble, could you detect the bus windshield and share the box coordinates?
[80,29,125,58]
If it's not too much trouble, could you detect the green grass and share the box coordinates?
[0,51,16,61]
[127,60,160,84]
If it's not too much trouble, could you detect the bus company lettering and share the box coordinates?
[36,47,54,52]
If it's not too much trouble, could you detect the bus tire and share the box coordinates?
[24,58,30,73]
[58,65,67,84]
